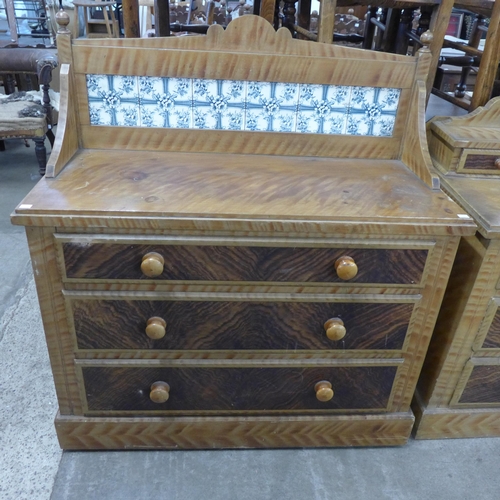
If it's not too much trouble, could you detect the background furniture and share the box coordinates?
[11,13,474,450]
[1,0,54,45]
[72,0,119,38]
[431,0,500,110]
[0,47,57,175]
[414,97,500,439]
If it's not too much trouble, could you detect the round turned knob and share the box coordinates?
[334,255,358,281]
[314,381,334,402]
[150,381,170,403]
[145,317,167,339]
[324,318,346,341]
[495,158,500,169]
[141,252,164,278]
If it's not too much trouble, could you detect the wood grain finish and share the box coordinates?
[413,401,500,439]
[62,243,428,284]
[81,365,398,413]
[45,64,80,178]
[414,102,500,439]
[461,152,500,172]
[457,365,500,405]
[70,298,414,351]
[428,99,500,175]
[13,13,475,449]
[71,16,418,87]
[13,151,476,237]
[55,412,415,449]
[479,300,500,349]
[25,227,83,415]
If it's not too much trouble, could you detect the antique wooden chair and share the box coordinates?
[0,48,58,176]
[431,1,500,111]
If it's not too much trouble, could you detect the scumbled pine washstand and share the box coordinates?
[11,13,475,450]
[414,97,500,439]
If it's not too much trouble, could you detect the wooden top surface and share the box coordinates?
[13,149,475,235]
[430,98,500,149]
[440,174,500,238]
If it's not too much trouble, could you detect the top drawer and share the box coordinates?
[457,150,500,174]
[58,237,429,285]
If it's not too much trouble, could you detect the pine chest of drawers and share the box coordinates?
[414,97,500,439]
[11,15,475,449]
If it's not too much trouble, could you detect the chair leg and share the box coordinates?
[0,140,5,152]
[33,136,47,176]
[47,128,56,147]
[455,66,473,98]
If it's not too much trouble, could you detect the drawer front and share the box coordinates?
[476,298,500,350]
[62,243,428,284]
[81,365,398,413]
[70,299,414,351]
[458,150,500,174]
[456,364,500,405]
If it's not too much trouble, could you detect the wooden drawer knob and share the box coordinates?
[324,318,346,341]
[334,255,358,280]
[141,252,164,278]
[150,381,170,403]
[145,317,167,339]
[315,381,334,402]
[495,158,500,169]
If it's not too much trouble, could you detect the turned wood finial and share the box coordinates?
[55,6,71,34]
[419,30,433,52]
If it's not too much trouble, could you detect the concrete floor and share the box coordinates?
[1,98,500,499]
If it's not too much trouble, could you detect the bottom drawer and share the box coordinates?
[81,365,398,414]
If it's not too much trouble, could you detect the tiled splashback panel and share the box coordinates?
[86,74,401,136]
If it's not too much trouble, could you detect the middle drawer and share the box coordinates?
[66,295,417,351]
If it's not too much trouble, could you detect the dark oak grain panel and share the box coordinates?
[72,299,414,351]
[62,244,428,284]
[482,308,500,349]
[82,366,397,412]
[459,365,500,404]
[462,153,500,171]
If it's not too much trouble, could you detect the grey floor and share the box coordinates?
[1,97,500,500]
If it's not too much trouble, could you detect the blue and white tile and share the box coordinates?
[246,81,298,132]
[139,76,192,128]
[346,113,371,135]
[347,86,400,136]
[349,86,376,112]
[86,74,139,127]
[192,79,245,130]
[371,116,397,136]
[273,82,299,132]
[324,112,349,135]
[297,84,335,134]
[326,85,351,110]
[377,87,401,111]
[86,74,108,99]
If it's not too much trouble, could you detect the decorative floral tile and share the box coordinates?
[139,76,192,128]
[347,86,400,136]
[246,81,299,132]
[377,88,401,111]
[297,84,349,134]
[192,79,245,130]
[85,74,401,137]
[86,74,139,127]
